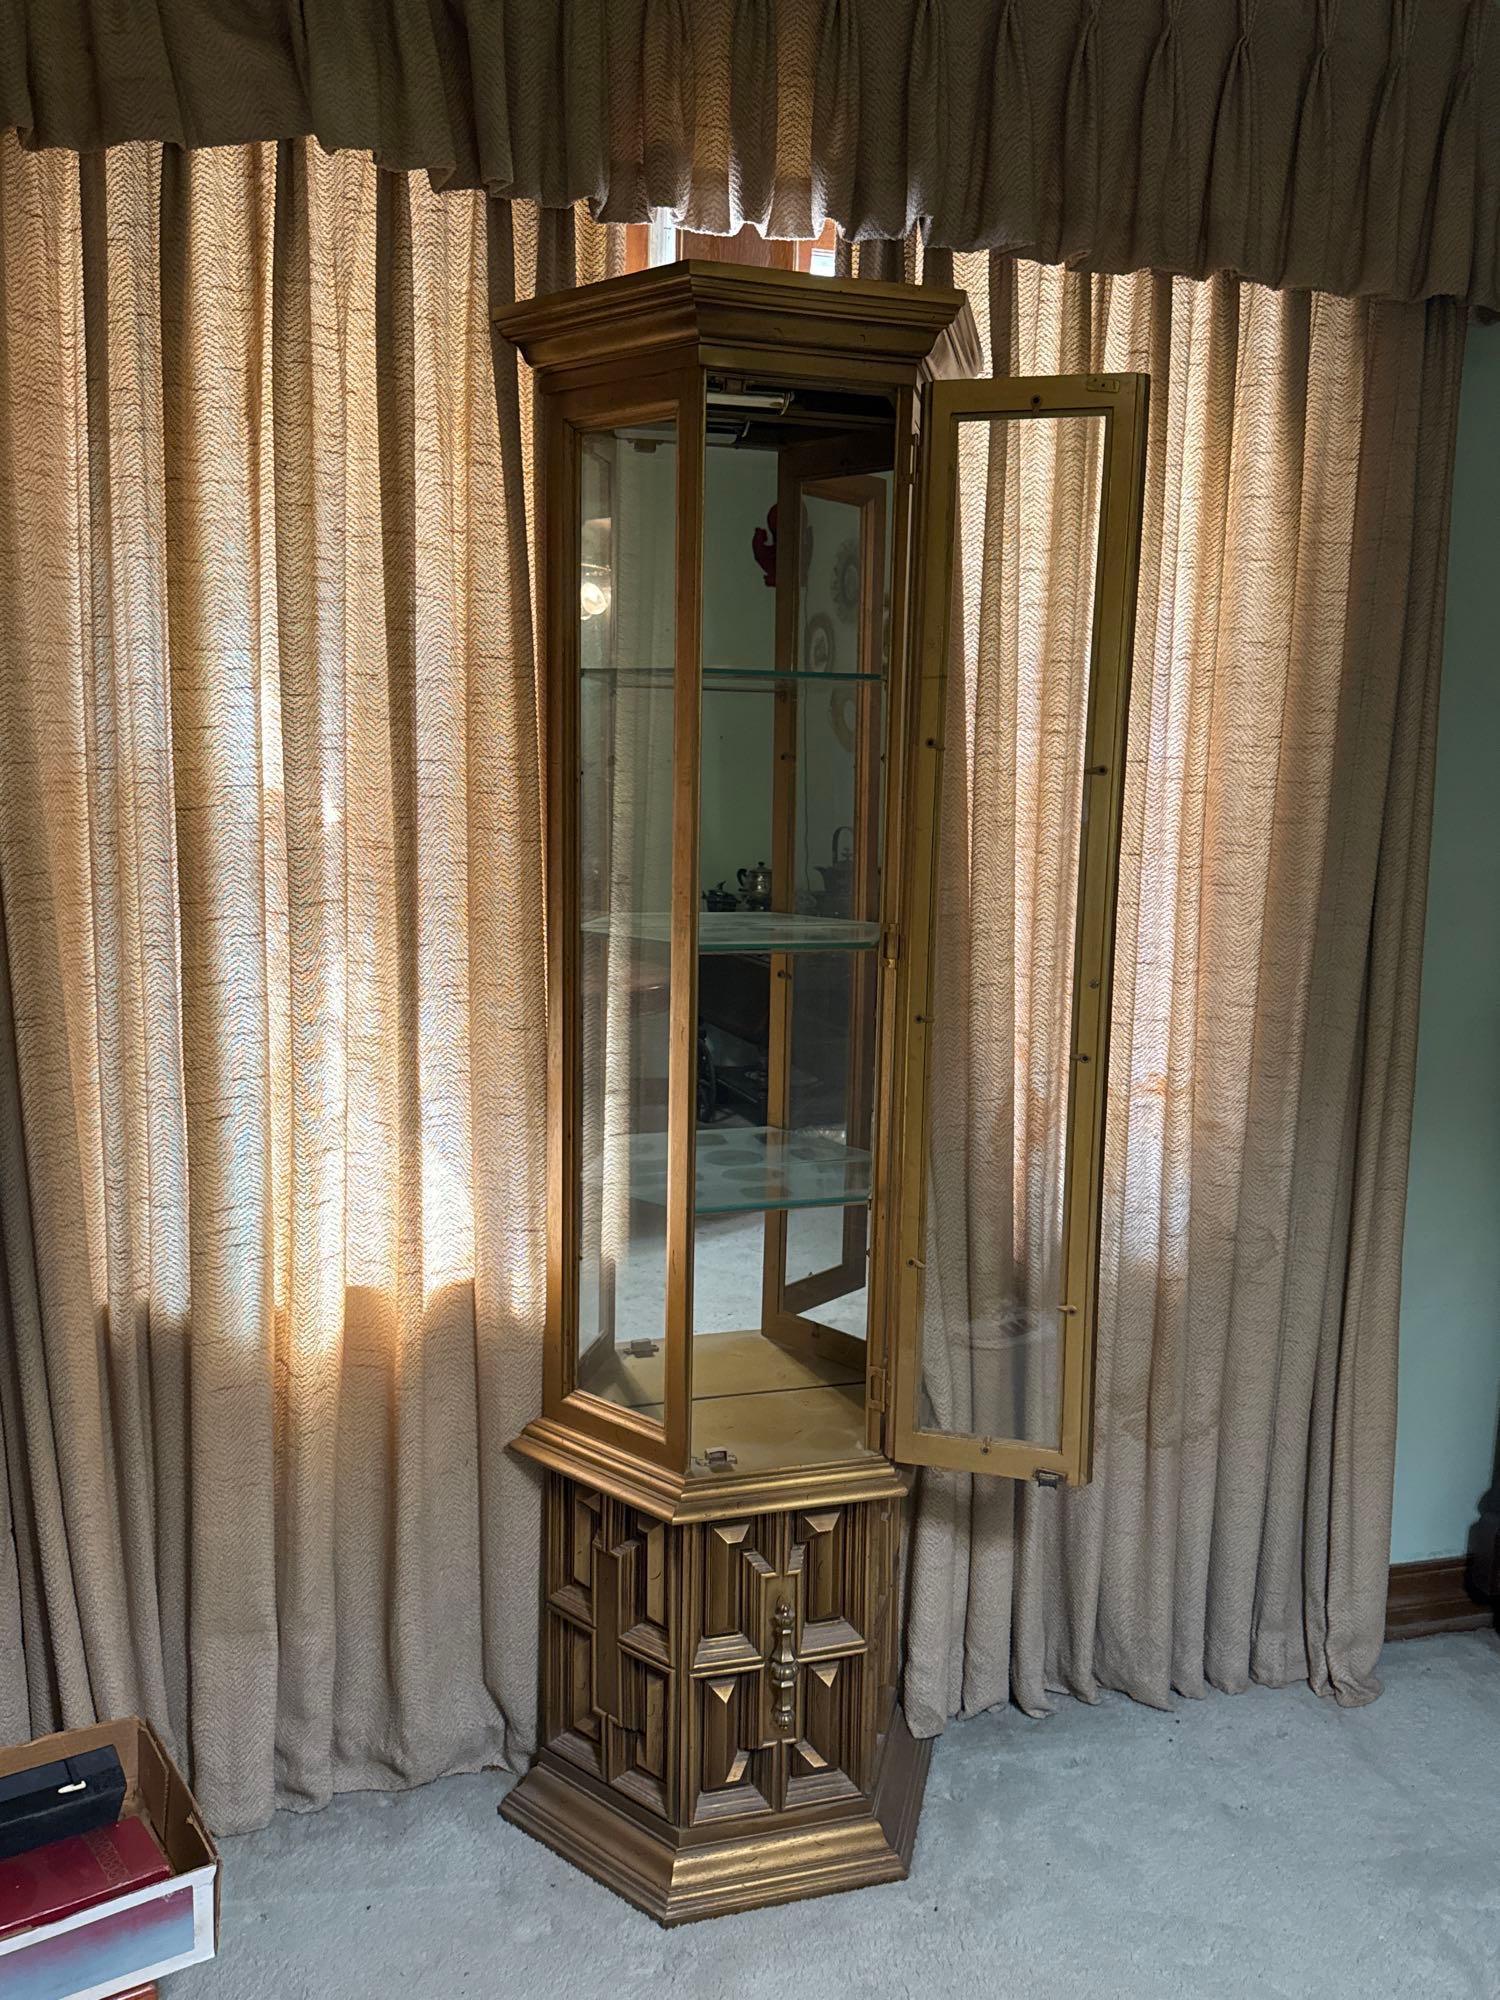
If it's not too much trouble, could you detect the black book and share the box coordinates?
[0,1747,126,1861]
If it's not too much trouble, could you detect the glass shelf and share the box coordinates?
[582,912,879,953]
[623,1125,872,1215]
[580,665,882,689]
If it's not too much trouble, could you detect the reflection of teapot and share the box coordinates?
[737,861,772,911]
[814,827,855,914]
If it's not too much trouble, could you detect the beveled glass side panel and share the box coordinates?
[575,421,677,1418]
[917,410,1107,1453]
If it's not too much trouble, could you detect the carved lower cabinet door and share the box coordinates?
[688,1508,870,1822]
[542,1486,674,1817]
[510,1476,928,1922]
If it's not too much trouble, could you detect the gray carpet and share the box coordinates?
[180,1630,1500,2000]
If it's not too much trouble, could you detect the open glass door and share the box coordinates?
[888,374,1149,1485]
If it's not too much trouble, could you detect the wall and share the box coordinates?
[1391,326,1500,1563]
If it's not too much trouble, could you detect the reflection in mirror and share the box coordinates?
[918,410,1107,1452]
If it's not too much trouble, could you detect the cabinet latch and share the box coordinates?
[1033,1469,1063,1489]
[695,1447,737,1471]
[868,1367,888,1412]
[882,926,901,967]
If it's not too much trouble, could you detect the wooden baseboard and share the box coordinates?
[1385,1557,1493,1641]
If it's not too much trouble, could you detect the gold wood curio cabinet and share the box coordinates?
[497,264,1148,1924]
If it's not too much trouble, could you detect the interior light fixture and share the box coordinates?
[706,387,793,415]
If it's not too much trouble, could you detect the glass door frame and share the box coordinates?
[544,365,706,1479]
[887,372,1150,1486]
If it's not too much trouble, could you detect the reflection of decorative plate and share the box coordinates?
[804,612,836,674]
[829,685,856,751]
[831,538,861,623]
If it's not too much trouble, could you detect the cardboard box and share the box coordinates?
[0,1719,219,2000]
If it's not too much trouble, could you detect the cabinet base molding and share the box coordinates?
[502,1709,930,1926]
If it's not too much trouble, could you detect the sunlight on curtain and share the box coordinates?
[905,248,1462,1729]
[0,132,549,1830]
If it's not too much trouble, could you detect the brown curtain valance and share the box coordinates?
[3,0,1496,310]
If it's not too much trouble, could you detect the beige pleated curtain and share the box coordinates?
[0,135,576,1828]
[0,131,1464,1832]
[902,249,1462,1726]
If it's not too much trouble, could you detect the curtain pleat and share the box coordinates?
[1058,0,1102,270]
[77,145,184,1752]
[269,135,358,1810]
[0,883,75,1743]
[1299,296,1464,1701]
[902,253,1463,1732]
[972,2,1036,263]
[1279,0,1339,293]
[1422,0,1487,301]
[903,0,947,239]
[560,0,611,210]
[811,0,860,235]
[1362,0,1421,307]
[640,0,696,215]
[1203,1,1269,281]
[730,0,778,230]
[0,133,548,1833]
[158,143,282,1828]
[1131,2,1197,281]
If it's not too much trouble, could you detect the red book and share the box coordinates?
[0,1814,172,1939]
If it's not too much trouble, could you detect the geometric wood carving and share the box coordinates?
[539,1478,898,1834]
[508,1473,932,1927]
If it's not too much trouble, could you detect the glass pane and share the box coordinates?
[688,415,894,1476]
[918,410,1107,1452]
[784,1204,868,1341]
[575,419,677,1420]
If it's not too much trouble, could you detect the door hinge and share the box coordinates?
[1033,1469,1063,1490]
[694,1447,737,1472]
[869,1366,888,1412]
[881,926,901,967]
